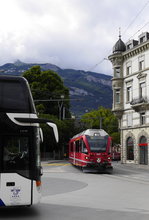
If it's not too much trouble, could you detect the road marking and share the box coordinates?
[42,163,71,166]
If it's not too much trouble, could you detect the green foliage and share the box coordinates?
[23,66,73,157]
[39,114,77,155]
[81,106,120,144]
[110,132,120,144]
[23,66,70,117]
[36,104,45,114]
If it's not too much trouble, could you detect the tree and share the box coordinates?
[39,114,77,158]
[23,66,70,118]
[23,66,73,159]
[81,106,120,144]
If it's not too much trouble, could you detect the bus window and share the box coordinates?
[0,81,34,113]
[3,136,30,177]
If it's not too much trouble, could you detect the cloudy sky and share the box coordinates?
[0,0,149,75]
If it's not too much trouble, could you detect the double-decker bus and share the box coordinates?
[69,129,113,173]
[0,75,58,207]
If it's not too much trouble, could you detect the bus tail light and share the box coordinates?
[36,181,42,187]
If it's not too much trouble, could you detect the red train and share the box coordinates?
[69,129,113,173]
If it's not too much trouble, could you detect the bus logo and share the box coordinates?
[11,187,21,198]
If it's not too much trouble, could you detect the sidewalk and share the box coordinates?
[113,160,149,172]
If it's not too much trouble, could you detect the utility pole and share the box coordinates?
[100,117,102,129]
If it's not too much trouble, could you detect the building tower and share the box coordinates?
[109,34,126,119]
[109,32,149,165]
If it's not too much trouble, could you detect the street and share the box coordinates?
[1,161,149,220]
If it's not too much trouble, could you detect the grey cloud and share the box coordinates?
[0,0,149,75]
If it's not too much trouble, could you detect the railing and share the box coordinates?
[130,97,149,111]
[130,97,148,105]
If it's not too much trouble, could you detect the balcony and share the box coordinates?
[130,97,149,111]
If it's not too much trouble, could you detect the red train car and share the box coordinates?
[69,129,113,173]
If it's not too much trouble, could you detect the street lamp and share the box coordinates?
[58,95,65,120]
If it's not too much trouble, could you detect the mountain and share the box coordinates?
[0,60,112,116]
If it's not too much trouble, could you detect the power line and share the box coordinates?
[88,55,112,73]
[128,21,149,40]
[122,0,149,36]
[34,98,83,102]
[88,1,149,73]
[88,58,105,72]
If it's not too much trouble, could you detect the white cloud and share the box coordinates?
[0,0,148,74]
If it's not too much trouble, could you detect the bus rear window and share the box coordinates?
[0,81,30,113]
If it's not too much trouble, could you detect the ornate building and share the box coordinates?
[109,32,149,165]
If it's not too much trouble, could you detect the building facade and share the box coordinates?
[109,32,149,165]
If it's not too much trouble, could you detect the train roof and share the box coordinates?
[72,129,108,139]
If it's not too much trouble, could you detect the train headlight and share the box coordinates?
[97,158,101,163]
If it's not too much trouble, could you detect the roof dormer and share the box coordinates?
[126,39,138,50]
[138,32,149,44]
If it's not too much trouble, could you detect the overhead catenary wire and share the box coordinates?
[122,0,149,36]
[88,0,149,73]
[88,58,105,72]
[128,21,149,40]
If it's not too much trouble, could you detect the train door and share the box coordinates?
[73,142,76,165]
[0,135,32,206]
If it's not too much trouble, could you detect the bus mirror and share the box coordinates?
[39,128,43,143]
[14,117,59,142]
[40,166,43,176]
[47,122,59,143]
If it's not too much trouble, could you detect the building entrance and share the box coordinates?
[139,136,148,165]
[127,137,134,160]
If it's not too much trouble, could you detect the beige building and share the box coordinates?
[109,32,149,165]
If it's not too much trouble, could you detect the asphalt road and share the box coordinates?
[1,161,149,220]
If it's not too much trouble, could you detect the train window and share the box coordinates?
[75,140,83,152]
[81,140,88,154]
[70,142,73,152]
[86,135,108,152]
[75,140,79,152]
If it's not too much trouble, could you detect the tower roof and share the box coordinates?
[113,35,126,53]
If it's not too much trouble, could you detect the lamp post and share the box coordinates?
[58,95,64,120]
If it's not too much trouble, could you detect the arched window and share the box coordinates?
[139,136,147,145]
[139,136,148,165]
[127,137,134,160]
